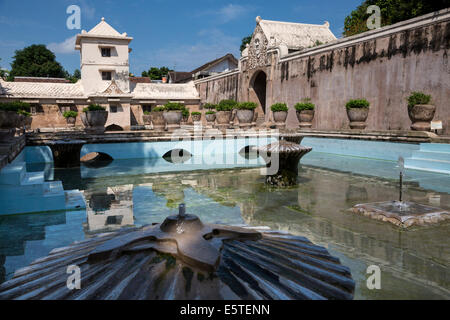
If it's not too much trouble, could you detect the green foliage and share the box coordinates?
[203,103,217,110]
[143,111,151,115]
[182,108,189,117]
[217,99,237,111]
[63,111,78,118]
[152,106,165,112]
[83,104,106,112]
[343,0,449,37]
[240,35,252,52]
[407,91,431,110]
[142,66,173,80]
[8,44,67,80]
[206,111,216,115]
[0,101,31,112]
[237,102,257,110]
[67,69,81,83]
[0,58,9,79]
[271,103,288,112]
[164,102,185,111]
[295,100,315,111]
[17,110,31,117]
[346,99,370,109]
[191,111,201,116]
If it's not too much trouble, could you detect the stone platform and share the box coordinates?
[26,128,446,146]
[351,201,450,228]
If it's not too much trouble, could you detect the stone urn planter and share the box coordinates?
[236,110,254,126]
[347,108,369,129]
[80,112,89,127]
[408,104,436,131]
[23,115,32,130]
[191,113,201,122]
[142,114,152,125]
[151,111,165,130]
[84,110,108,134]
[0,111,18,141]
[163,111,182,130]
[216,111,232,125]
[205,112,216,125]
[296,110,314,128]
[66,117,76,127]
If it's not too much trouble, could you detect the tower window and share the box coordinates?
[101,48,111,57]
[102,71,112,81]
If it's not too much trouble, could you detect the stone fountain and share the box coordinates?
[352,157,449,227]
[257,133,312,186]
[0,204,355,300]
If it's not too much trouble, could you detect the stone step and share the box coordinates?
[419,143,450,153]
[0,161,27,186]
[21,172,45,185]
[411,150,450,162]
[404,158,450,174]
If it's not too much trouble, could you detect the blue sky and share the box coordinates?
[0,0,362,75]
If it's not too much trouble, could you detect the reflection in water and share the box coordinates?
[0,164,449,299]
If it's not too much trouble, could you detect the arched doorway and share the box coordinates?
[251,71,267,114]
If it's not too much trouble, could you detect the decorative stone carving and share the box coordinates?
[248,25,269,70]
[102,79,125,95]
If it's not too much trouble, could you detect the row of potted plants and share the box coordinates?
[269,100,316,128]
[344,92,435,130]
[0,101,32,141]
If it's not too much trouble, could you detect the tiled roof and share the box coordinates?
[14,77,71,83]
[131,82,199,100]
[258,18,337,49]
[0,79,85,98]
[168,71,192,83]
[191,54,238,74]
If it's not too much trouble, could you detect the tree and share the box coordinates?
[141,66,173,80]
[240,35,252,52]
[0,58,9,80]
[8,44,67,81]
[343,0,450,37]
[66,69,81,83]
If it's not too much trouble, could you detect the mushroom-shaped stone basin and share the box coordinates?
[0,212,354,300]
[257,135,312,186]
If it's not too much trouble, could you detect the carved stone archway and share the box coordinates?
[249,70,267,115]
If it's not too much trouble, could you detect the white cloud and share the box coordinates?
[219,4,248,22]
[197,4,255,24]
[47,35,77,54]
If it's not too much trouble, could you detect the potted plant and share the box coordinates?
[151,106,166,130]
[205,110,216,124]
[63,111,78,127]
[202,103,216,110]
[271,103,288,127]
[191,111,202,122]
[345,99,369,129]
[18,109,33,130]
[163,102,184,130]
[0,101,30,141]
[216,100,236,126]
[236,102,257,127]
[83,104,108,133]
[181,108,190,124]
[407,92,435,131]
[295,99,315,128]
[142,111,152,125]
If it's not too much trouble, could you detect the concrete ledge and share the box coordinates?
[25,128,445,146]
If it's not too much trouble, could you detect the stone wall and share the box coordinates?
[195,71,240,104]
[195,10,450,134]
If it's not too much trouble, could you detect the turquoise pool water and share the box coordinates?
[0,144,449,299]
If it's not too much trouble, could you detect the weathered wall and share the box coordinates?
[195,71,240,104]
[196,10,450,134]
